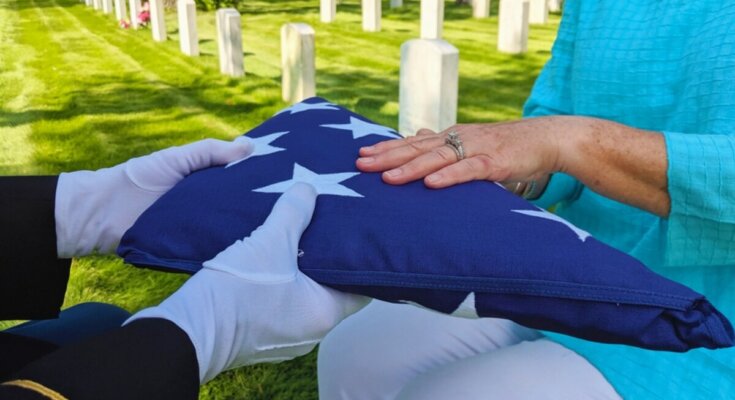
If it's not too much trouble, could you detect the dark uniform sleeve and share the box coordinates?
[0,176,71,320]
[0,318,200,400]
[0,177,201,398]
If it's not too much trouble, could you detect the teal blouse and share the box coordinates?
[524,1,735,398]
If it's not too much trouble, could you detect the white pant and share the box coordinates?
[318,300,622,400]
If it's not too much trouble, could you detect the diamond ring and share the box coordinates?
[445,131,465,161]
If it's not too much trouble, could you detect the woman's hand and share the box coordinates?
[357,116,570,191]
[357,116,670,217]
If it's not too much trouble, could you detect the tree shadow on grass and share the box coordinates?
[0,0,68,10]
[0,71,285,172]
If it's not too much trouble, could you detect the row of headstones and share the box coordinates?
[80,0,560,136]
[324,0,561,55]
[83,0,189,47]
[80,0,310,104]
[320,0,554,26]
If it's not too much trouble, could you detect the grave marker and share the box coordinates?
[320,0,336,23]
[129,0,142,28]
[472,0,490,18]
[114,0,127,21]
[362,0,381,32]
[399,39,458,137]
[548,0,561,13]
[529,0,547,24]
[420,0,444,39]
[178,0,199,56]
[281,23,316,104]
[497,0,529,54]
[216,9,244,77]
[150,0,167,42]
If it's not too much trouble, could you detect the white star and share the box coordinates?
[226,132,290,168]
[253,163,363,197]
[275,101,340,115]
[511,208,591,242]
[321,116,399,140]
[450,292,480,319]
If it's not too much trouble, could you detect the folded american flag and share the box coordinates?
[119,97,733,351]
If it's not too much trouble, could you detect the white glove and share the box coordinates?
[55,138,254,258]
[127,183,370,383]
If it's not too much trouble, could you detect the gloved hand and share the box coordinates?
[55,138,254,258]
[127,183,370,383]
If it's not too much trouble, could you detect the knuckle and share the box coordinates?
[407,140,425,154]
[468,155,494,174]
[200,138,220,152]
[372,140,393,152]
[433,146,454,162]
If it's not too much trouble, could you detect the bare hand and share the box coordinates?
[356,117,568,190]
[356,116,670,217]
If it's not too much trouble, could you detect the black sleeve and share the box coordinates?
[0,176,71,320]
[0,318,200,400]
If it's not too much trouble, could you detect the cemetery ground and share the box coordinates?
[0,0,560,398]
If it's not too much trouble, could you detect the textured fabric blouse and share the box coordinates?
[524,1,735,398]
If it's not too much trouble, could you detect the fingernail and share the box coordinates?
[426,173,442,183]
[358,157,374,164]
[361,146,375,153]
[385,168,402,177]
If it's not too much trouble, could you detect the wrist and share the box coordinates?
[551,116,598,176]
[55,165,132,257]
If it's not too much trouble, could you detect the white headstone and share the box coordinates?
[102,0,113,13]
[150,0,167,42]
[129,0,142,28]
[547,0,561,12]
[178,0,199,56]
[472,0,490,18]
[320,0,336,23]
[93,0,101,10]
[85,0,93,7]
[390,0,403,8]
[420,0,444,39]
[216,9,244,77]
[114,0,127,21]
[362,0,381,32]
[281,23,316,104]
[399,39,458,137]
[497,0,529,54]
[529,0,547,24]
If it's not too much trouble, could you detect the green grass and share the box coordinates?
[0,0,559,398]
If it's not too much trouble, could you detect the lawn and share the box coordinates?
[0,0,560,398]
